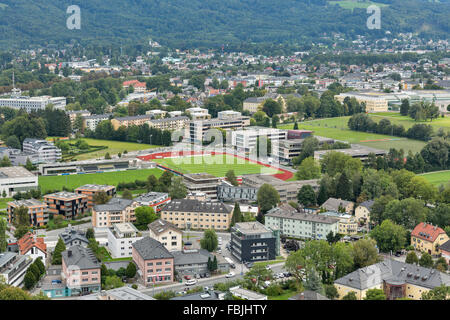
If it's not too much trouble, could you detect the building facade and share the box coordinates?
[148,219,183,252]
[43,192,88,220]
[22,138,62,163]
[92,198,138,228]
[0,166,38,197]
[7,199,48,227]
[75,184,116,209]
[107,222,143,258]
[411,222,449,256]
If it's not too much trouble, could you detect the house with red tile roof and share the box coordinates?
[411,222,449,256]
[18,232,47,265]
[123,80,147,92]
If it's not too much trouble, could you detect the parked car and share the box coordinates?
[184,241,192,246]
[185,279,197,286]
[225,272,235,278]
[278,273,285,279]
[205,273,210,278]
[203,286,210,291]
[265,265,271,270]
[176,290,187,295]
[184,275,191,280]
[195,274,200,279]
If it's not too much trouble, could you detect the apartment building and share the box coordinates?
[43,192,88,220]
[107,222,143,258]
[335,92,389,113]
[132,237,174,286]
[318,211,358,236]
[188,115,250,143]
[334,259,450,300]
[0,95,66,112]
[0,166,38,197]
[91,197,138,228]
[23,138,62,163]
[7,198,48,227]
[134,192,171,213]
[231,127,288,152]
[183,173,222,201]
[265,204,340,240]
[61,246,101,296]
[123,80,147,93]
[0,252,33,287]
[411,222,449,256]
[148,219,183,252]
[67,110,91,125]
[217,181,257,203]
[83,114,112,131]
[160,199,233,231]
[230,221,277,263]
[186,107,211,120]
[145,109,167,118]
[75,184,116,209]
[148,116,189,131]
[17,232,47,265]
[0,147,40,167]
[355,200,374,227]
[110,114,152,130]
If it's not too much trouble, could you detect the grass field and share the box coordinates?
[0,198,13,210]
[369,112,450,133]
[279,117,427,153]
[328,1,388,10]
[38,168,163,193]
[153,154,282,177]
[418,170,450,186]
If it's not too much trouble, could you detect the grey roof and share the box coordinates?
[439,240,450,252]
[134,192,169,204]
[0,252,16,269]
[78,286,155,300]
[94,197,134,212]
[172,249,212,266]
[266,206,340,225]
[132,237,173,260]
[0,166,35,179]
[162,199,233,214]
[148,219,181,236]
[61,245,100,270]
[233,221,272,235]
[334,258,450,291]
[288,290,329,300]
[59,227,89,246]
[321,198,354,212]
[359,200,375,210]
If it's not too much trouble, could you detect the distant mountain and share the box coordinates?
[0,0,448,49]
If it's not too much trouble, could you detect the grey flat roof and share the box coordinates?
[0,166,35,179]
[234,221,271,235]
[162,199,233,214]
[266,207,340,224]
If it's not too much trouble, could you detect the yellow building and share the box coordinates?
[355,200,374,227]
[411,222,449,255]
[335,92,389,113]
[334,259,450,300]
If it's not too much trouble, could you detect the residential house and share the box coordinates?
[439,240,450,265]
[17,232,47,265]
[7,199,48,227]
[411,222,449,256]
[107,222,143,259]
[59,226,90,248]
[321,198,355,214]
[148,219,183,252]
[92,197,138,228]
[355,200,374,227]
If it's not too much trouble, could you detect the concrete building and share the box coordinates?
[160,198,233,231]
[62,246,101,296]
[230,221,277,263]
[231,127,288,152]
[186,107,211,120]
[75,184,116,209]
[173,249,229,277]
[92,197,138,228]
[107,222,143,258]
[148,116,190,131]
[67,110,91,125]
[229,286,268,300]
[265,204,340,240]
[318,211,358,235]
[7,199,48,227]
[110,114,152,130]
[0,252,33,287]
[22,138,62,163]
[355,200,374,227]
[134,192,171,213]
[148,219,183,252]
[314,144,387,162]
[0,95,66,112]
[335,91,389,113]
[83,114,112,131]
[334,259,450,300]
[78,286,155,300]
[0,166,38,197]
[38,158,135,175]
[43,192,88,220]
[132,237,174,286]
[0,147,39,166]
[145,109,167,118]
[183,173,221,201]
[188,115,250,143]
[217,181,257,203]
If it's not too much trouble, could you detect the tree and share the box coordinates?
[23,270,36,290]
[244,264,273,289]
[293,137,319,165]
[25,158,35,171]
[257,184,280,214]
[147,174,159,191]
[134,206,157,230]
[304,267,323,293]
[211,255,218,271]
[158,171,173,192]
[405,251,419,265]
[52,238,67,265]
[104,275,124,290]
[34,258,45,276]
[29,263,41,282]
[5,135,21,149]
[231,203,242,226]
[125,262,137,278]
[262,99,282,117]
[297,185,317,207]
[122,189,133,200]
[421,285,450,300]
[371,220,406,253]
[418,252,433,268]
[342,291,357,300]
[400,99,410,116]
[335,171,352,201]
[226,170,239,186]
[85,228,95,240]
[0,219,7,253]
[324,284,339,299]
[364,288,386,300]
[295,157,321,180]
[12,205,30,239]
[104,152,111,160]
[284,248,307,284]
[93,191,110,205]
[168,176,187,199]
[200,229,218,252]
[383,198,428,230]
[434,257,448,272]
[352,239,379,269]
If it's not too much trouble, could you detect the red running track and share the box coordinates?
[137,151,294,181]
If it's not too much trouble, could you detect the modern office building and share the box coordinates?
[92,197,138,228]
[147,219,183,252]
[188,115,250,143]
[107,222,143,258]
[43,192,89,220]
[0,95,66,112]
[160,198,233,231]
[231,127,288,152]
[0,166,38,197]
[265,204,340,240]
[75,184,117,209]
[0,147,39,166]
[314,144,387,162]
[22,138,62,163]
[7,199,48,227]
[230,221,277,262]
[183,173,221,201]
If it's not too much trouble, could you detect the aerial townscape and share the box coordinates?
[0,0,449,307]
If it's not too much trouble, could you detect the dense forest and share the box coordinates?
[0,0,449,50]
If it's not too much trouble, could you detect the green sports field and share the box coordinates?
[279,117,427,153]
[153,154,282,177]
[418,170,450,186]
[38,168,163,193]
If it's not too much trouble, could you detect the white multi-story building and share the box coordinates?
[0,96,66,112]
[83,114,112,131]
[107,223,143,258]
[22,138,62,163]
[0,166,38,197]
[231,127,288,152]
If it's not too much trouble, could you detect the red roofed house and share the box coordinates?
[123,80,147,93]
[18,232,48,265]
[411,222,449,256]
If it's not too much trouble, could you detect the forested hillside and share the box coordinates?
[0,0,448,49]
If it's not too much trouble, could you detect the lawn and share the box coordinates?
[153,154,282,177]
[418,170,450,186]
[268,290,298,300]
[368,112,450,133]
[279,117,427,153]
[38,168,163,193]
[328,1,388,10]
[0,197,13,210]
